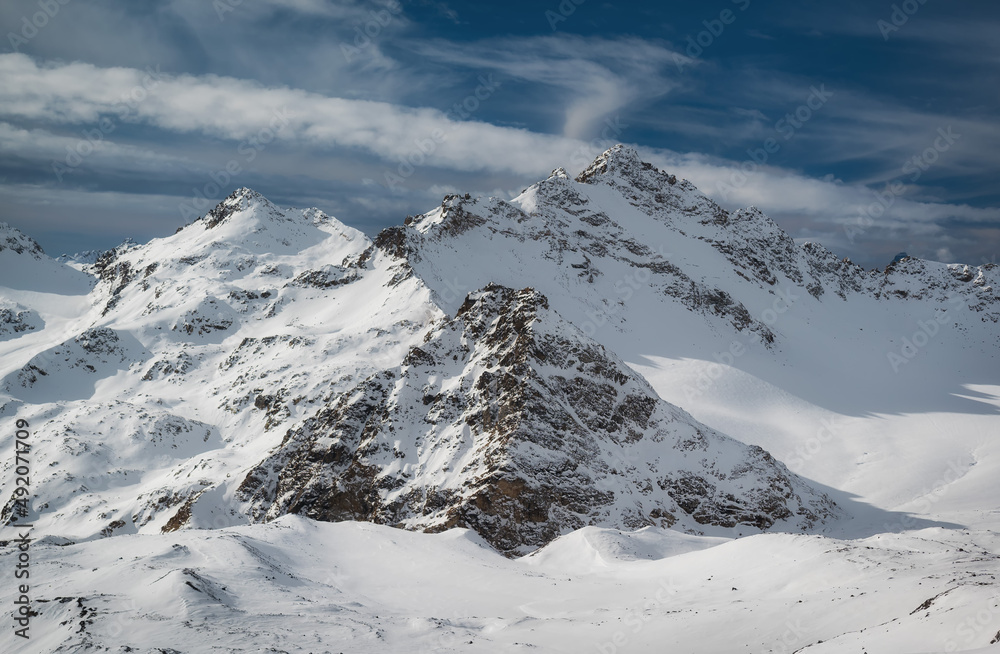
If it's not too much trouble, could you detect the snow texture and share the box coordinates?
[1,149,998,653]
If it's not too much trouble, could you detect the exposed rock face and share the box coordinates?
[1,327,139,399]
[0,300,42,339]
[0,222,46,258]
[384,173,778,345]
[239,284,839,554]
[874,256,998,321]
[381,145,999,340]
[2,145,996,554]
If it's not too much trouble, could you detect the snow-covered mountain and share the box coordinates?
[1,147,998,653]
[240,283,838,554]
[56,247,114,269]
[0,180,842,549]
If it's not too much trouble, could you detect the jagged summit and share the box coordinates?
[0,222,95,294]
[199,187,282,229]
[577,144,643,178]
[57,249,105,267]
[576,144,680,187]
[0,222,45,259]
[183,188,347,240]
[86,188,371,321]
[150,188,364,260]
[384,146,997,327]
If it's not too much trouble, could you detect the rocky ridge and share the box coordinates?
[0,147,996,553]
[239,284,838,553]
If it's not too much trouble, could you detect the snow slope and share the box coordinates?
[376,146,1000,537]
[0,184,846,547]
[0,147,998,653]
[1,191,443,540]
[241,284,839,554]
[1,518,998,653]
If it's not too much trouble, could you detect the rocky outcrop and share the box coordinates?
[0,300,42,339]
[239,284,839,554]
[4,145,995,553]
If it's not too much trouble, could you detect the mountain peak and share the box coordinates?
[576,144,637,179]
[239,280,840,553]
[202,187,275,229]
[575,144,681,191]
[0,222,45,259]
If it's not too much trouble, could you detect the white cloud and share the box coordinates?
[651,149,1000,225]
[1,53,996,268]
[0,122,197,178]
[641,147,1000,265]
[0,53,578,178]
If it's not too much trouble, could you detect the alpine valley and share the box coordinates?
[1,146,998,653]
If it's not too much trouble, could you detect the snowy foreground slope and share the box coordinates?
[5,518,1000,654]
[1,146,999,652]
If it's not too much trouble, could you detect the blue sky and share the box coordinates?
[1,0,998,268]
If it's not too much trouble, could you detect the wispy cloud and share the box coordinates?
[409,35,681,139]
[654,149,1000,265]
[0,54,576,177]
[0,0,996,269]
